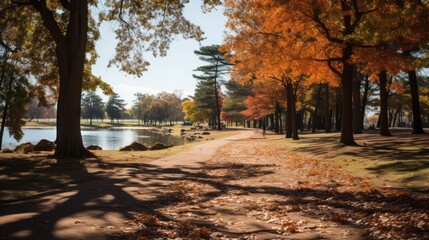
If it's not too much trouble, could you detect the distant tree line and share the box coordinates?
[80,91,184,126]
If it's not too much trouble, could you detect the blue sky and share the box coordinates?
[92,2,227,107]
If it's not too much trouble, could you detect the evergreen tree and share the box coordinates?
[106,94,126,124]
[222,80,252,126]
[81,91,105,125]
[193,45,231,130]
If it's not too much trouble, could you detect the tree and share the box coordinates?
[182,99,207,124]
[222,80,252,126]
[0,0,220,158]
[224,0,429,145]
[81,91,105,125]
[0,51,32,149]
[132,93,154,125]
[193,45,231,130]
[106,94,125,124]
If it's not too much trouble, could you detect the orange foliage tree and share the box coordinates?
[223,0,429,144]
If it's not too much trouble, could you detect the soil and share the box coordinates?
[0,129,428,240]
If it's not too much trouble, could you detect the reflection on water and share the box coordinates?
[1,128,184,150]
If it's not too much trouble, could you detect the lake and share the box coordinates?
[1,128,184,150]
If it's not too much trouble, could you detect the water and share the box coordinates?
[1,128,184,150]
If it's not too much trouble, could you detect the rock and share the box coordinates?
[162,129,169,134]
[86,145,102,150]
[120,142,148,151]
[2,148,13,153]
[201,131,211,135]
[14,142,34,153]
[149,142,173,150]
[186,136,196,142]
[198,136,204,139]
[34,139,56,151]
[180,132,187,136]
[180,129,186,133]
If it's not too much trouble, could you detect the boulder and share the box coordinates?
[2,148,13,153]
[34,139,56,151]
[120,142,148,151]
[186,136,197,142]
[180,129,186,133]
[149,142,173,150]
[87,145,102,150]
[201,131,211,135]
[15,142,35,153]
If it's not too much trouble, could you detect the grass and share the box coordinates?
[266,129,429,194]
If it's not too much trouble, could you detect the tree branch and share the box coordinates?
[327,59,342,77]
[311,6,344,45]
[30,0,65,48]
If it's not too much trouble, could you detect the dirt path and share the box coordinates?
[1,130,427,240]
[0,130,254,240]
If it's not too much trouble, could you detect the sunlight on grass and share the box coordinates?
[266,131,429,192]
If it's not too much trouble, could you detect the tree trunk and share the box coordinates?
[269,114,275,130]
[48,0,93,158]
[312,84,322,133]
[353,65,362,134]
[392,107,400,127]
[339,44,356,145]
[288,82,299,140]
[335,88,342,131]
[275,101,280,133]
[408,69,425,134]
[214,61,222,131]
[286,89,292,138]
[324,83,331,133]
[379,71,391,136]
[361,74,369,129]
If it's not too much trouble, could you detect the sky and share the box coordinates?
[92,2,227,107]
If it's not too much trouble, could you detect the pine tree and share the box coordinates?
[193,45,231,130]
[81,91,105,125]
[106,94,125,124]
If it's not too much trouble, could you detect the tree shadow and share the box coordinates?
[1,151,428,239]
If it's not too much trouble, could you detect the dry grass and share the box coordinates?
[266,128,429,194]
